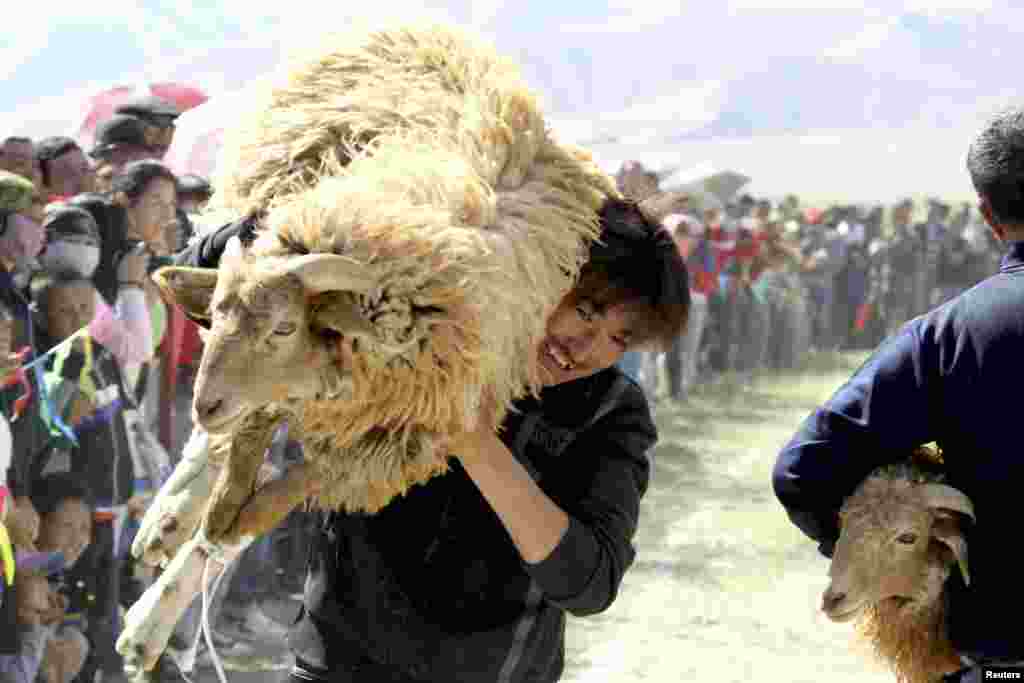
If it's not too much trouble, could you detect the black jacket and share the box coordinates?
[0,267,47,499]
[773,239,1024,662]
[290,366,654,683]
[176,220,658,682]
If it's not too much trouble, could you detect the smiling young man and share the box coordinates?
[173,196,690,682]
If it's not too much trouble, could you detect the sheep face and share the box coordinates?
[821,476,974,624]
[154,237,379,433]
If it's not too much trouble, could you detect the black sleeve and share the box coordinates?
[524,378,655,617]
[173,214,258,270]
[771,320,940,557]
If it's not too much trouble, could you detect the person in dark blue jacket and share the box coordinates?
[773,104,1024,682]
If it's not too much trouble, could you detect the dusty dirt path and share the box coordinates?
[561,353,895,683]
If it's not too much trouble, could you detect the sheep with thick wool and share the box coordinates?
[115,23,618,676]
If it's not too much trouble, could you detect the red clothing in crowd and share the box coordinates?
[685,224,730,296]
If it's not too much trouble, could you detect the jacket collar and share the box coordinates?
[1000,241,1024,272]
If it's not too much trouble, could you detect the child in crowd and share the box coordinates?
[30,272,137,683]
[0,560,89,683]
[0,470,93,683]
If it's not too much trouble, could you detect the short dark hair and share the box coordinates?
[34,136,81,188]
[569,197,690,352]
[967,105,1024,226]
[110,159,177,205]
[29,472,92,518]
[2,136,32,147]
[29,270,94,345]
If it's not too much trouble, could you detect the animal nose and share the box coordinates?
[195,398,224,422]
[821,588,847,612]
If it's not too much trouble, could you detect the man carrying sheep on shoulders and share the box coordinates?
[174,197,690,683]
[773,104,1024,682]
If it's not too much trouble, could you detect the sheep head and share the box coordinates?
[821,469,974,624]
[153,236,380,433]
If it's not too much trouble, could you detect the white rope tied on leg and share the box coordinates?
[196,531,236,683]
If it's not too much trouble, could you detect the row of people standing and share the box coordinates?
[613,165,1005,402]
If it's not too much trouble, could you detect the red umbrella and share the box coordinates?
[75,82,209,150]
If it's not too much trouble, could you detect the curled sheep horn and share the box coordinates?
[919,483,976,522]
[920,482,975,586]
[277,253,378,295]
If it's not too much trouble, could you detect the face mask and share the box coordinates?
[39,241,101,278]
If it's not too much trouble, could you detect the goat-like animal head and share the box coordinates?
[821,474,974,623]
[154,236,381,433]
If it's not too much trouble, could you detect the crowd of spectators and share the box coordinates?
[0,96,303,683]
[613,161,1006,401]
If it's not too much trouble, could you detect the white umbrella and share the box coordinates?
[164,87,254,179]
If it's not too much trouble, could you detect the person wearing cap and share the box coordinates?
[176,174,211,215]
[172,174,212,255]
[90,115,159,193]
[113,95,180,160]
[34,138,93,203]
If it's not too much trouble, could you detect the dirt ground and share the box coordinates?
[561,352,892,683]
[176,352,898,683]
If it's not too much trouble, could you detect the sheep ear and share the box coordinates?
[152,266,218,321]
[277,253,377,295]
[931,515,970,586]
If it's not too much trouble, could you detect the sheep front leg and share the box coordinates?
[223,461,323,544]
[203,410,282,542]
[117,534,253,678]
[132,429,219,568]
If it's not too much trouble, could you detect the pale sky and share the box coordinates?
[2,0,1017,202]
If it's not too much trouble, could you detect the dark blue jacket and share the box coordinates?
[773,240,1024,662]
